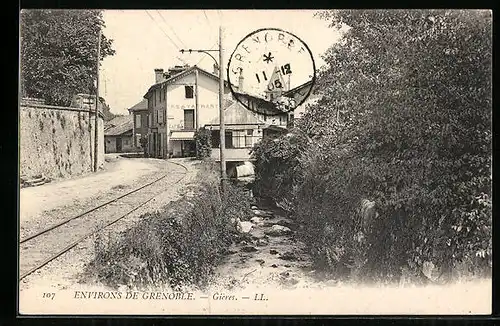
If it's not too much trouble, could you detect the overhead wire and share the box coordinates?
[195,11,219,67]
[203,10,212,29]
[195,41,218,68]
[155,10,187,49]
[144,10,187,65]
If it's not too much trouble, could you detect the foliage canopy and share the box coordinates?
[20,10,116,106]
[254,9,492,283]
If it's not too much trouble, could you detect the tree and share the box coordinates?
[20,10,116,106]
[194,127,212,159]
[100,97,116,122]
[292,10,492,281]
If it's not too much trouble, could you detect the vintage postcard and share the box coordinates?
[18,9,492,315]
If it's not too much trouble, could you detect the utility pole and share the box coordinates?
[94,27,101,172]
[218,26,226,190]
[194,68,199,158]
[195,69,199,130]
[179,26,226,190]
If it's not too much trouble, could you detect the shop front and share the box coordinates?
[169,131,196,158]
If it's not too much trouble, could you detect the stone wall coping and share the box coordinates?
[20,102,104,118]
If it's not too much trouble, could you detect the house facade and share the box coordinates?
[204,100,286,165]
[127,99,149,150]
[143,65,233,158]
[104,115,135,153]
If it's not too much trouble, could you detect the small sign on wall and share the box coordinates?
[167,104,217,110]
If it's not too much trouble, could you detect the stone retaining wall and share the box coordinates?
[19,102,104,181]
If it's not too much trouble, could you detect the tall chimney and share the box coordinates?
[154,68,164,84]
[238,71,244,92]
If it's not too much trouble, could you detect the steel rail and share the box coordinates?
[19,160,188,281]
[20,162,186,244]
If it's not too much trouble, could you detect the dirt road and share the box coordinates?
[19,156,199,292]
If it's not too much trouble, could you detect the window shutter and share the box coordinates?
[158,110,164,124]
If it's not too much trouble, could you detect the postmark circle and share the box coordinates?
[227,28,316,116]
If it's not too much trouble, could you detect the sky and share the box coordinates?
[100,10,341,115]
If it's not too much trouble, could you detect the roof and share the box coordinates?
[144,65,237,99]
[224,98,235,108]
[232,80,316,116]
[128,99,148,112]
[283,80,314,97]
[205,101,266,126]
[104,115,133,136]
[232,91,281,115]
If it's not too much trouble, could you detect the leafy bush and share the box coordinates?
[194,127,212,159]
[253,10,492,284]
[250,128,310,211]
[83,161,252,290]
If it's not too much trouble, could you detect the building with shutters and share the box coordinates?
[204,100,286,171]
[141,63,312,166]
[143,65,234,158]
[127,99,148,151]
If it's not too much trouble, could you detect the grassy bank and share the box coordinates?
[82,160,253,290]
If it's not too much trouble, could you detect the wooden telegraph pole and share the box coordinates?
[94,28,101,172]
[218,26,226,191]
[178,26,226,190]
[195,69,199,129]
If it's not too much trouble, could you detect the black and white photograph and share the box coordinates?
[18,9,492,315]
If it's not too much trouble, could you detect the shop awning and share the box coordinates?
[170,131,195,140]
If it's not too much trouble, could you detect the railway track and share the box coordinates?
[19,160,188,281]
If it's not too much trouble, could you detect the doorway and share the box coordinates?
[116,137,122,152]
[181,140,196,157]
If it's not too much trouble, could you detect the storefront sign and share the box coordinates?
[167,104,217,110]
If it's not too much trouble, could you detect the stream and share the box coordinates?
[212,194,324,291]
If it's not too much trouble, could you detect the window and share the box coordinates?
[232,130,245,148]
[124,139,129,145]
[184,109,194,129]
[155,110,159,125]
[148,114,152,127]
[135,115,141,128]
[185,86,194,99]
[158,109,164,124]
[245,130,253,147]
